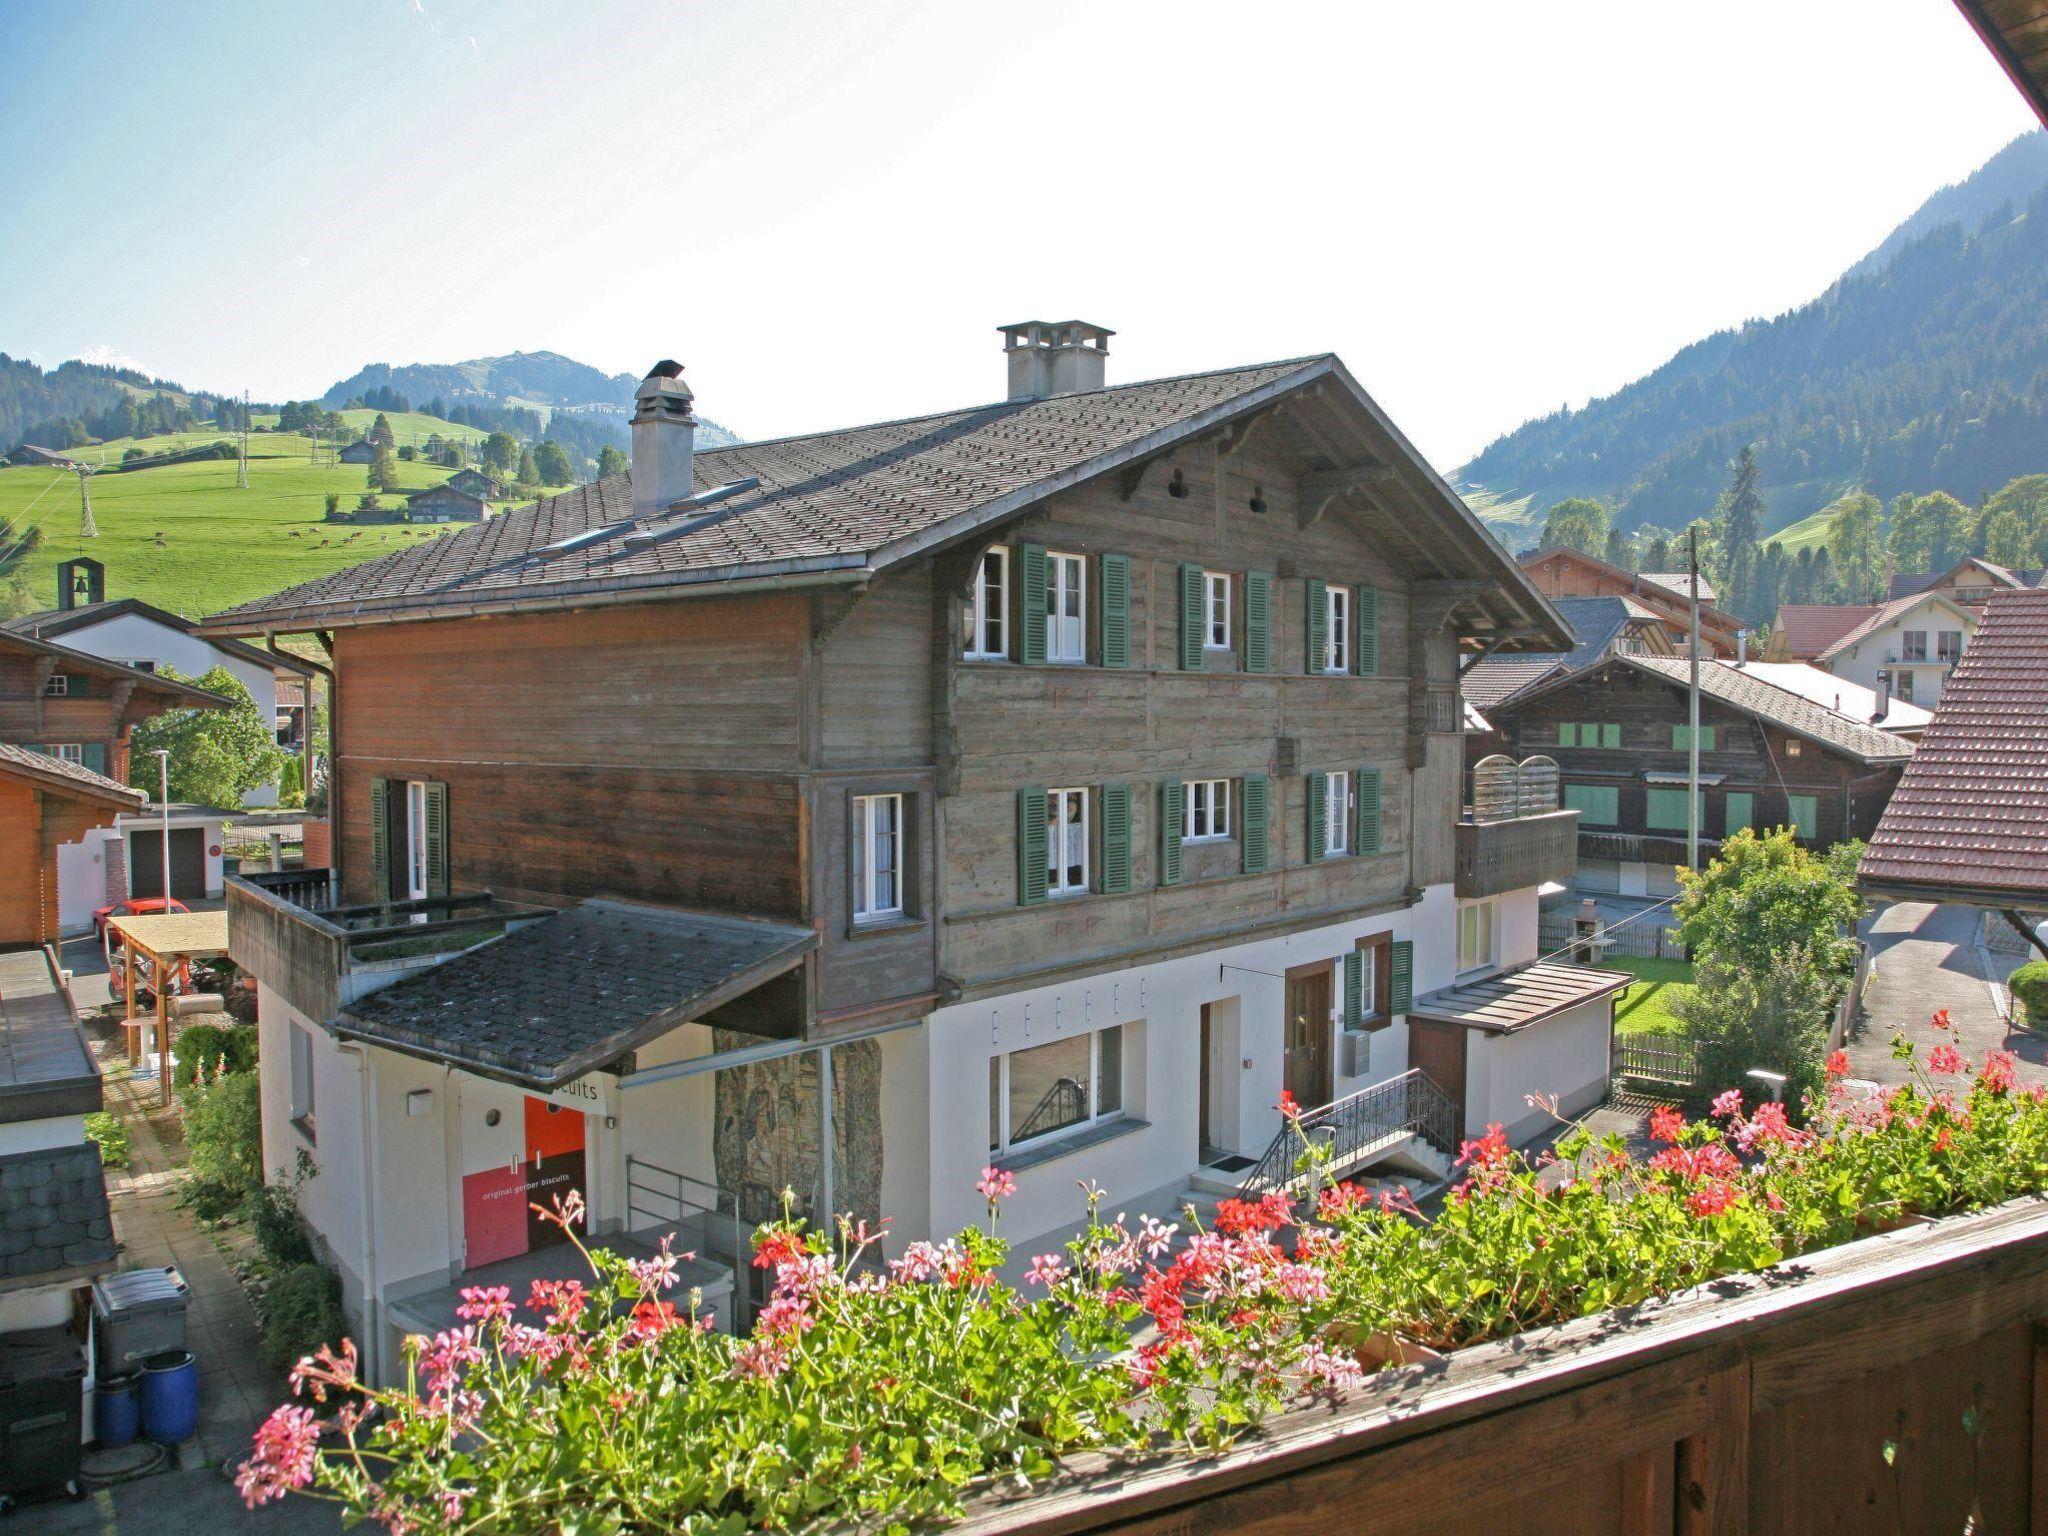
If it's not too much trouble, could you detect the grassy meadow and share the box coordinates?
[0,430,474,618]
[1608,956,1697,1037]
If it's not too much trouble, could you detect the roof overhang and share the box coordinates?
[1409,962,1633,1034]
[1952,0,2048,125]
[0,628,228,708]
[333,901,821,1091]
[1857,874,2048,917]
[0,754,146,812]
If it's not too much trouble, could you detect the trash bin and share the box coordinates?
[140,1351,198,1445]
[94,1370,142,1448]
[92,1266,189,1378]
[0,1326,85,1505]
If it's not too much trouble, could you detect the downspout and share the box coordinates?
[339,1041,383,1384]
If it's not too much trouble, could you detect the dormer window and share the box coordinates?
[963,548,1009,659]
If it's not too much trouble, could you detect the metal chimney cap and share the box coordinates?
[646,359,685,380]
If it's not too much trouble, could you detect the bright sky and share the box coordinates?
[0,0,2034,468]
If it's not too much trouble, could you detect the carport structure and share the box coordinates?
[111,909,230,1106]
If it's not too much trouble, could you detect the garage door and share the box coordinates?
[1645,862,1684,899]
[129,828,206,900]
[1576,858,1620,895]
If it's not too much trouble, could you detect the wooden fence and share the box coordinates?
[1615,1033,1700,1090]
[955,1198,2048,1536]
[1540,913,1687,961]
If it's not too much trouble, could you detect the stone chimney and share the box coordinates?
[1000,320,1113,401]
[630,360,696,520]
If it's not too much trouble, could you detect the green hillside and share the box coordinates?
[0,431,474,618]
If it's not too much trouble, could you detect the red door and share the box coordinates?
[461,1096,588,1268]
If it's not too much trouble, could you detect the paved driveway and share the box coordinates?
[1843,902,2048,1087]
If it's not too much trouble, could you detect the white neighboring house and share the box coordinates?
[4,559,314,807]
[56,803,233,936]
[1813,588,1979,710]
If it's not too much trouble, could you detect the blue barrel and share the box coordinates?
[95,1370,143,1448]
[140,1349,198,1444]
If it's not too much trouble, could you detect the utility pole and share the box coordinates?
[74,465,96,539]
[1687,525,1702,872]
[237,390,250,489]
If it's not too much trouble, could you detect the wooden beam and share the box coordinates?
[1117,456,1164,502]
[1299,465,1396,499]
[811,585,870,649]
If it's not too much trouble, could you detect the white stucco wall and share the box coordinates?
[54,813,227,935]
[1464,996,1616,1145]
[51,611,286,804]
[1821,595,1975,709]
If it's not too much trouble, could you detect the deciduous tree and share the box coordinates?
[126,665,286,808]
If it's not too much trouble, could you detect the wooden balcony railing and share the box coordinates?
[953,1197,2048,1536]
[1455,808,1579,898]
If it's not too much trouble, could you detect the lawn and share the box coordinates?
[0,431,473,617]
[1608,955,1697,1036]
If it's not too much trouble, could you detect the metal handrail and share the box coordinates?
[625,1154,752,1323]
[1236,1069,1461,1199]
[1012,1076,1087,1145]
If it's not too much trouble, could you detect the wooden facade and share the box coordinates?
[0,632,207,780]
[1518,547,1742,658]
[0,771,133,946]
[952,1198,2048,1536]
[322,404,1486,1034]
[1478,662,1903,864]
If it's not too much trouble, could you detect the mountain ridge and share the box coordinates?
[1458,130,2048,543]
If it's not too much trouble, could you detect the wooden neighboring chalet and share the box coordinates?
[1517,546,1743,658]
[200,324,1613,1381]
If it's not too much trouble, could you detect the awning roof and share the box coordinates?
[336,899,818,1089]
[1409,962,1633,1034]
[111,910,231,960]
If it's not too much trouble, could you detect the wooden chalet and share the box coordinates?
[201,324,1623,1380]
[0,628,223,946]
[445,468,501,498]
[404,483,488,523]
[337,438,377,465]
[1476,649,1912,901]
[1517,546,1743,657]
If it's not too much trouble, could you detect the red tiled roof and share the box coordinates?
[1860,587,2048,905]
[1773,604,1879,660]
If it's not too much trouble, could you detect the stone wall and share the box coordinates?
[711,1033,882,1231]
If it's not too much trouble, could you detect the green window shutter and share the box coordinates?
[1602,723,1621,749]
[1241,774,1270,873]
[1787,794,1819,841]
[424,781,450,896]
[370,777,391,899]
[1558,723,1577,747]
[1646,787,1702,832]
[1355,586,1378,676]
[1158,780,1184,886]
[1244,571,1271,673]
[1178,564,1204,671]
[1342,950,1364,1030]
[1581,723,1600,746]
[1724,791,1754,834]
[1390,940,1413,1014]
[1356,766,1382,854]
[1702,725,1716,751]
[1670,725,1685,750]
[1305,579,1327,672]
[1099,782,1132,894]
[1563,783,1618,826]
[1306,773,1327,863]
[1019,544,1048,665]
[1017,786,1049,905]
[1100,554,1131,669]
[82,743,106,775]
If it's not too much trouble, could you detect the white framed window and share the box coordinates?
[988,1024,1126,1154]
[1047,787,1089,896]
[1894,670,1915,702]
[1358,949,1378,1019]
[1185,778,1231,841]
[53,743,84,764]
[963,548,1009,659]
[1203,571,1231,649]
[42,674,69,697]
[1324,585,1350,673]
[853,793,904,921]
[1457,899,1498,975]
[405,779,430,902]
[1323,770,1353,857]
[289,1023,317,1139]
[1047,552,1086,663]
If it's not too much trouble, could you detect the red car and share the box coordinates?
[94,896,190,941]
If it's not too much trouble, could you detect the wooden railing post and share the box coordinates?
[1676,1363,1750,1536]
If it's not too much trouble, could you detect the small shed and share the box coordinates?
[337,439,377,465]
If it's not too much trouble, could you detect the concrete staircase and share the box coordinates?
[1176,1131,1455,1228]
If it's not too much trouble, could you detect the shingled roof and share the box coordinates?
[201,355,1568,648]
[1861,587,2048,907]
[1773,604,1880,660]
[0,742,146,809]
[1460,596,1667,712]
[1815,589,1977,665]
[0,1143,116,1292]
[1621,655,1914,765]
[337,899,818,1089]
